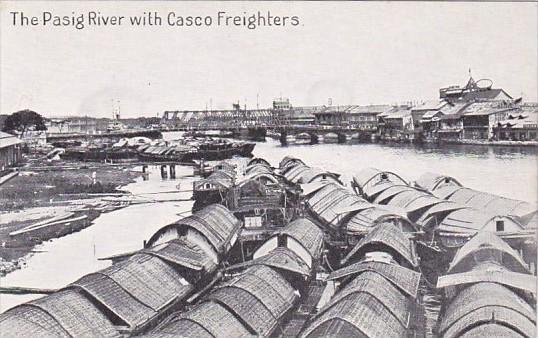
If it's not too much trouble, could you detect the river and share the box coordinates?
[1,133,536,332]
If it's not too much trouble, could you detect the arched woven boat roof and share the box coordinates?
[227,247,311,277]
[215,265,297,320]
[459,324,526,338]
[306,183,369,231]
[438,282,536,337]
[320,271,411,327]
[327,261,421,298]
[0,302,72,338]
[245,163,273,176]
[279,218,324,260]
[352,168,409,199]
[92,253,192,312]
[172,302,252,338]
[437,209,524,234]
[247,157,271,168]
[279,156,305,170]
[143,316,214,338]
[237,172,279,187]
[141,238,216,273]
[342,223,418,267]
[373,185,418,204]
[69,272,156,328]
[147,204,240,254]
[437,262,536,294]
[447,231,529,274]
[300,292,406,338]
[443,187,536,221]
[284,165,342,185]
[3,290,120,338]
[414,172,462,192]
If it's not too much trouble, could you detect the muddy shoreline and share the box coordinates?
[0,158,143,276]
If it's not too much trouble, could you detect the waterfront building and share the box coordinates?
[46,117,109,134]
[377,106,414,141]
[0,131,23,172]
[411,100,449,138]
[461,101,519,140]
[272,98,292,110]
[313,105,354,125]
[276,106,320,126]
[493,103,538,141]
[347,105,393,130]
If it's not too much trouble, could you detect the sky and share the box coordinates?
[1,1,537,118]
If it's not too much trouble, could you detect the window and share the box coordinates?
[496,220,505,232]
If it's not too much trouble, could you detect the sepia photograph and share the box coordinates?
[0,1,537,337]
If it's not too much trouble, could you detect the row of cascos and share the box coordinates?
[1,156,536,338]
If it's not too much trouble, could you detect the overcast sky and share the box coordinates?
[1,1,537,118]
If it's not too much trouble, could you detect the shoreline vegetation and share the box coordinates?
[0,155,143,276]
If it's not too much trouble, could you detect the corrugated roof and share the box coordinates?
[327,260,421,298]
[447,231,529,274]
[0,131,23,148]
[342,223,418,267]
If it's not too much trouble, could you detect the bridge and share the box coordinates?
[161,109,378,144]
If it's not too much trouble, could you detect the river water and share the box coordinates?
[1,132,536,334]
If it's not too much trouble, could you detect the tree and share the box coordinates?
[2,109,47,136]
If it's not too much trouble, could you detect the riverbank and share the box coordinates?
[0,157,143,276]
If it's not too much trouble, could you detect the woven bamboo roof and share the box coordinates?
[143,317,214,338]
[352,168,409,200]
[205,285,278,336]
[437,262,536,294]
[447,231,529,274]
[327,261,421,298]
[217,265,298,319]
[279,156,306,171]
[99,253,192,312]
[175,302,253,338]
[227,247,311,277]
[247,157,271,168]
[342,223,418,267]
[438,282,536,338]
[9,290,121,337]
[437,208,524,234]
[320,271,411,328]
[142,238,216,273]
[284,165,341,185]
[148,204,240,254]
[0,303,72,338]
[279,218,324,260]
[300,292,406,338]
[69,272,156,328]
[444,187,537,222]
[373,185,419,204]
[245,163,273,176]
[414,172,462,192]
[459,324,526,338]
